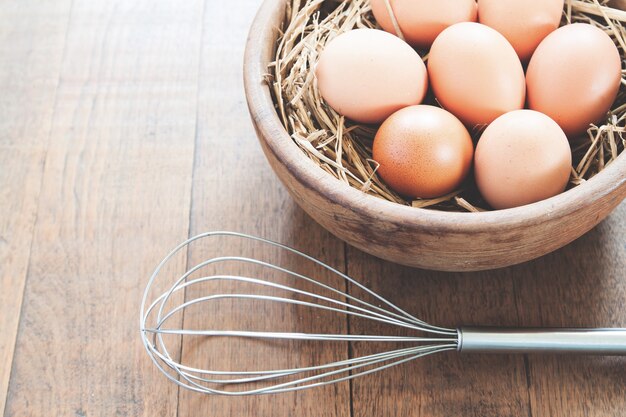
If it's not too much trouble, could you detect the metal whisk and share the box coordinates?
[140,231,626,395]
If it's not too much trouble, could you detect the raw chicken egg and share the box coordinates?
[315,29,428,124]
[478,0,564,62]
[370,0,478,49]
[373,105,474,199]
[526,23,622,137]
[428,22,526,129]
[475,110,572,210]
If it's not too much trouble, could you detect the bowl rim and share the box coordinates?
[244,0,626,234]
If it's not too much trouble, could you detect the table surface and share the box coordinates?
[1,0,625,416]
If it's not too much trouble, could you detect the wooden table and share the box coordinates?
[1,1,624,416]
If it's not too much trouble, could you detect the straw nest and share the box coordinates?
[268,0,626,212]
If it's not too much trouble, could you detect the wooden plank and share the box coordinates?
[3,1,624,415]
[0,1,72,414]
[349,202,625,417]
[0,151,43,417]
[4,0,203,415]
[516,202,626,417]
[347,254,531,416]
[175,0,351,415]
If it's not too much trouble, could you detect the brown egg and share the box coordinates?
[315,29,428,124]
[478,0,564,62]
[526,23,622,137]
[428,22,526,129]
[370,0,478,50]
[372,105,474,199]
[475,110,572,210]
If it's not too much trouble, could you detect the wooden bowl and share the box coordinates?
[244,0,626,272]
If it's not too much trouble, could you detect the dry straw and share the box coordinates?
[268,0,626,212]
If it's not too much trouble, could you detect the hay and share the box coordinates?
[268,0,626,211]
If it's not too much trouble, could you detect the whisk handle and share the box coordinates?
[458,328,626,355]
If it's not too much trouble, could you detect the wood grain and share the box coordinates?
[347,203,625,417]
[1,0,625,416]
[347,253,531,417]
[0,1,72,414]
[515,203,626,417]
[4,0,202,415]
[175,1,350,415]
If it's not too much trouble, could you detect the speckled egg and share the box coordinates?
[373,105,474,199]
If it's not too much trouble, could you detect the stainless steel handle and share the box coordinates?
[458,327,626,355]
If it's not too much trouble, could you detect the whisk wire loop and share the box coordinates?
[140,232,458,395]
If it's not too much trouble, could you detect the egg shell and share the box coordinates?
[526,23,622,137]
[475,110,572,210]
[315,29,428,124]
[478,0,564,62]
[370,0,478,49]
[428,22,526,129]
[373,105,474,199]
